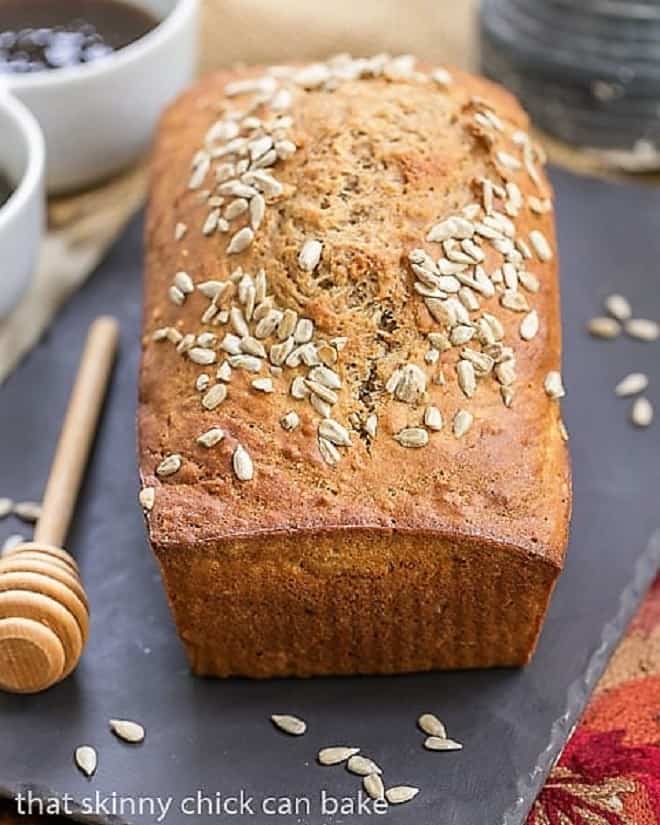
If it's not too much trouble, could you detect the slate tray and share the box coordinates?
[1,168,659,825]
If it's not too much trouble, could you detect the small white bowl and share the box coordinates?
[0,93,45,318]
[4,0,200,194]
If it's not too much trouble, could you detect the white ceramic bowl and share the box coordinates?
[3,0,200,194]
[0,93,45,317]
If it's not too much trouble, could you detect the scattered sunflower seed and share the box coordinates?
[395,428,429,448]
[319,437,341,466]
[202,384,228,410]
[453,410,473,438]
[281,411,300,431]
[520,310,539,341]
[424,736,463,751]
[298,239,323,272]
[631,397,654,428]
[0,498,13,519]
[587,317,620,339]
[174,222,187,241]
[318,747,360,766]
[271,714,307,736]
[232,444,254,481]
[347,755,382,776]
[604,294,631,322]
[13,501,42,523]
[615,373,648,397]
[74,746,97,777]
[424,406,443,431]
[174,271,194,294]
[385,786,419,805]
[544,371,565,400]
[2,534,25,553]
[109,719,145,744]
[319,419,351,447]
[196,428,225,448]
[363,774,385,801]
[365,414,378,438]
[138,487,155,511]
[625,318,659,342]
[156,454,182,477]
[417,713,447,738]
[227,227,254,255]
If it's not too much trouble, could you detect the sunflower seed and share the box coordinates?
[13,501,41,523]
[203,209,221,236]
[218,181,257,199]
[319,437,341,465]
[188,347,217,365]
[281,411,300,431]
[394,364,427,403]
[544,371,565,400]
[500,290,529,313]
[318,747,360,766]
[0,497,13,519]
[319,419,351,447]
[173,272,194,296]
[305,380,337,405]
[625,318,659,342]
[587,317,620,339]
[365,414,378,438]
[174,222,187,241]
[450,325,475,346]
[196,428,225,448]
[457,360,477,398]
[156,455,182,477]
[216,362,232,382]
[395,428,429,448]
[347,755,382,776]
[227,227,255,255]
[520,310,539,341]
[233,444,254,481]
[424,736,463,751]
[494,361,516,387]
[363,774,385,801]
[271,714,306,736]
[631,397,654,428]
[176,333,195,353]
[529,230,553,262]
[229,355,262,373]
[298,239,323,272]
[605,294,631,322]
[432,66,453,87]
[615,373,648,397]
[501,385,515,408]
[2,534,24,553]
[202,383,228,410]
[110,719,145,744]
[385,786,419,805]
[252,377,274,393]
[225,198,248,220]
[518,270,540,293]
[424,406,443,431]
[418,713,447,738]
[139,487,155,511]
[168,285,185,306]
[309,365,341,390]
[75,746,97,777]
[198,280,224,299]
[291,376,308,399]
[453,410,473,438]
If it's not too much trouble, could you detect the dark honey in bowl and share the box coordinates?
[0,172,13,208]
[0,0,159,74]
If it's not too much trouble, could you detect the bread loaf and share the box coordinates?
[139,55,571,677]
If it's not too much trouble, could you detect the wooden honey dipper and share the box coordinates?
[0,316,119,693]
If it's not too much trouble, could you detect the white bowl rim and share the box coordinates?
[0,92,44,233]
[1,0,199,90]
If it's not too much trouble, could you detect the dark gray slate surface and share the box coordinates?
[1,169,659,825]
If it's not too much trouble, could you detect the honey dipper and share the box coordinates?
[0,316,119,693]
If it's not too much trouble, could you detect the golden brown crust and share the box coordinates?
[139,56,571,676]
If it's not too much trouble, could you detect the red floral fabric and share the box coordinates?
[527,576,660,825]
